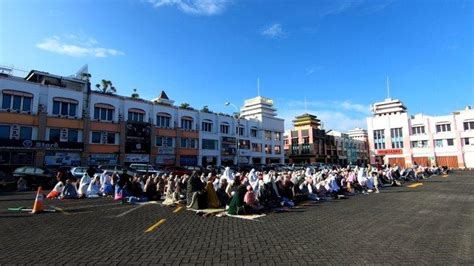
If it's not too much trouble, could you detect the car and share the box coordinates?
[98,165,125,175]
[12,166,55,189]
[0,171,16,190]
[163,166,192,176]
[128,164,161,175]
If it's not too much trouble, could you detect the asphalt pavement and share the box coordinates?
[0,171,472,265]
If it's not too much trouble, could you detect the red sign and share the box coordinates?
[376,149,403,155]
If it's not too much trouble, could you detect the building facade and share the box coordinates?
[0,67,284,169]
[326,131,369,166]
[366,98,474,168]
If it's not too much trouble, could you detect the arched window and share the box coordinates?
[52,97,78,117]
[2,89,33,112]
[181,116,193,130]
[157,112,172,128]
[202,119,213,132]
[128,108,145,122]
[94,103,115,121]
[220,122,229,134]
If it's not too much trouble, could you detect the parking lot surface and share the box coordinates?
[0,171,472,264]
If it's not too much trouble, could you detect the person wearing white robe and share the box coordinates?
[86,176,101,198]
[78,173,91,198]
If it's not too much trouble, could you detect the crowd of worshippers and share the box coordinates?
[45,164,449,215]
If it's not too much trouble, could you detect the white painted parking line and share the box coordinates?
[115,204,147,218]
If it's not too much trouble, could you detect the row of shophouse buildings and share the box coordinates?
[0,66,285,169]
[0,65,472,169]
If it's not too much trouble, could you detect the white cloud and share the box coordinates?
[36,35,124,58]
[305,65,322,75]
[261,23,285,39]
[147,0,230,15]
[281,99,370,132]
[318,0,393,17]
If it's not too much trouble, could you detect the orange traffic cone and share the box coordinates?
[31,186,45,214]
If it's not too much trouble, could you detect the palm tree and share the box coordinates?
[95,79,116,94]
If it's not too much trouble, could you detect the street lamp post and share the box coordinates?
[225,102,240,170]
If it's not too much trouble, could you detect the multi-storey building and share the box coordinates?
[366,98,474,168]
[326,131,369,166]
[0,67,285,168]
[283,113,338,164]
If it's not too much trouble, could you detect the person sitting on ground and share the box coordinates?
[60,178,78,199]
[86,176,101,198]
[186,172,207,210]
[128,175,144,198]
[162,176,177,206]
[144,175,159,201]
[17,176,28,192]
[206,174,220,208]
[227,181,248,215]
[244,185,263,213]
[47,175,65,199]
[216,178,229,207]
[100,172,114,196]
[78,172,92,198]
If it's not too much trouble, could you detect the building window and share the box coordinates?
[390,128,403,149]
[373,129,385,150]
[265,144,272,154]
[156,136,173,147]
[180,138,198,148]
[464,121,474,131]
[0,125,10,139]
[52,99,77,117]
[251,143,262,152]
[265,130,272,140]
[436,123,451,133]
[202,139,217,150]
[446,139,454,146]
[128,110,145,122]
[464,138,473,146]
[2,91,33,112]
[435,139,443,148]
[274,145,281,154]
[181,117,193,130]
[19,127,32,140]
[220,123,229,134]
[202,120,213,132]
[91,131,117,144]
[274,132,281,141]
[411,140,429,148]
[156,113,171,128]
[49,129,61,142]
[94,104,114,121]
[251,128,258,138]
[68,129,78,142]
[411,126,425,135]
[91,132,101,144]
[236,126,244,136]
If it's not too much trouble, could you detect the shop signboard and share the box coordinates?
[376,149,403,155]
[0,139,83,150]
[88,154,118,166]
[155,155,175,165]
[180,156,197,166]
[125,122,151,154]
[124,154,150,163]
[157,147,174,155]
[221,137,236,155]
[44,152,81,166]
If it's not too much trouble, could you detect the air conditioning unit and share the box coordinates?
[60,128,68,142]
[101,132,108,144]
[11,124,20,140]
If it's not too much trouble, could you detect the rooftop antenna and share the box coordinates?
[386,76,391,99]
[304,96,308,113]
[257,77,260,97]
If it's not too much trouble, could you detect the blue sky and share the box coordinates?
[1,0,472,131]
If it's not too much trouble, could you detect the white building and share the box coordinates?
[367,98,474,168]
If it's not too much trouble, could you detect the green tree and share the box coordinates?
[179,102,191,109]
[95,79,116,94]
[131,88,140,99]
[201,105,212,113]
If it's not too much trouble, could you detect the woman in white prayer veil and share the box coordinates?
[248,168,259,192]
[305,167,312,178]
[78,173,91,198]
[86,176,101,198]
[222,167,234,182]
[357,167,369,188]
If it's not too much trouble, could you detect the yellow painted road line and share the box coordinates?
[173,206,183,213]
[144,219,166,233]
[442,174,449,177]
[53,206,70,215]
[407,183,423,188]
